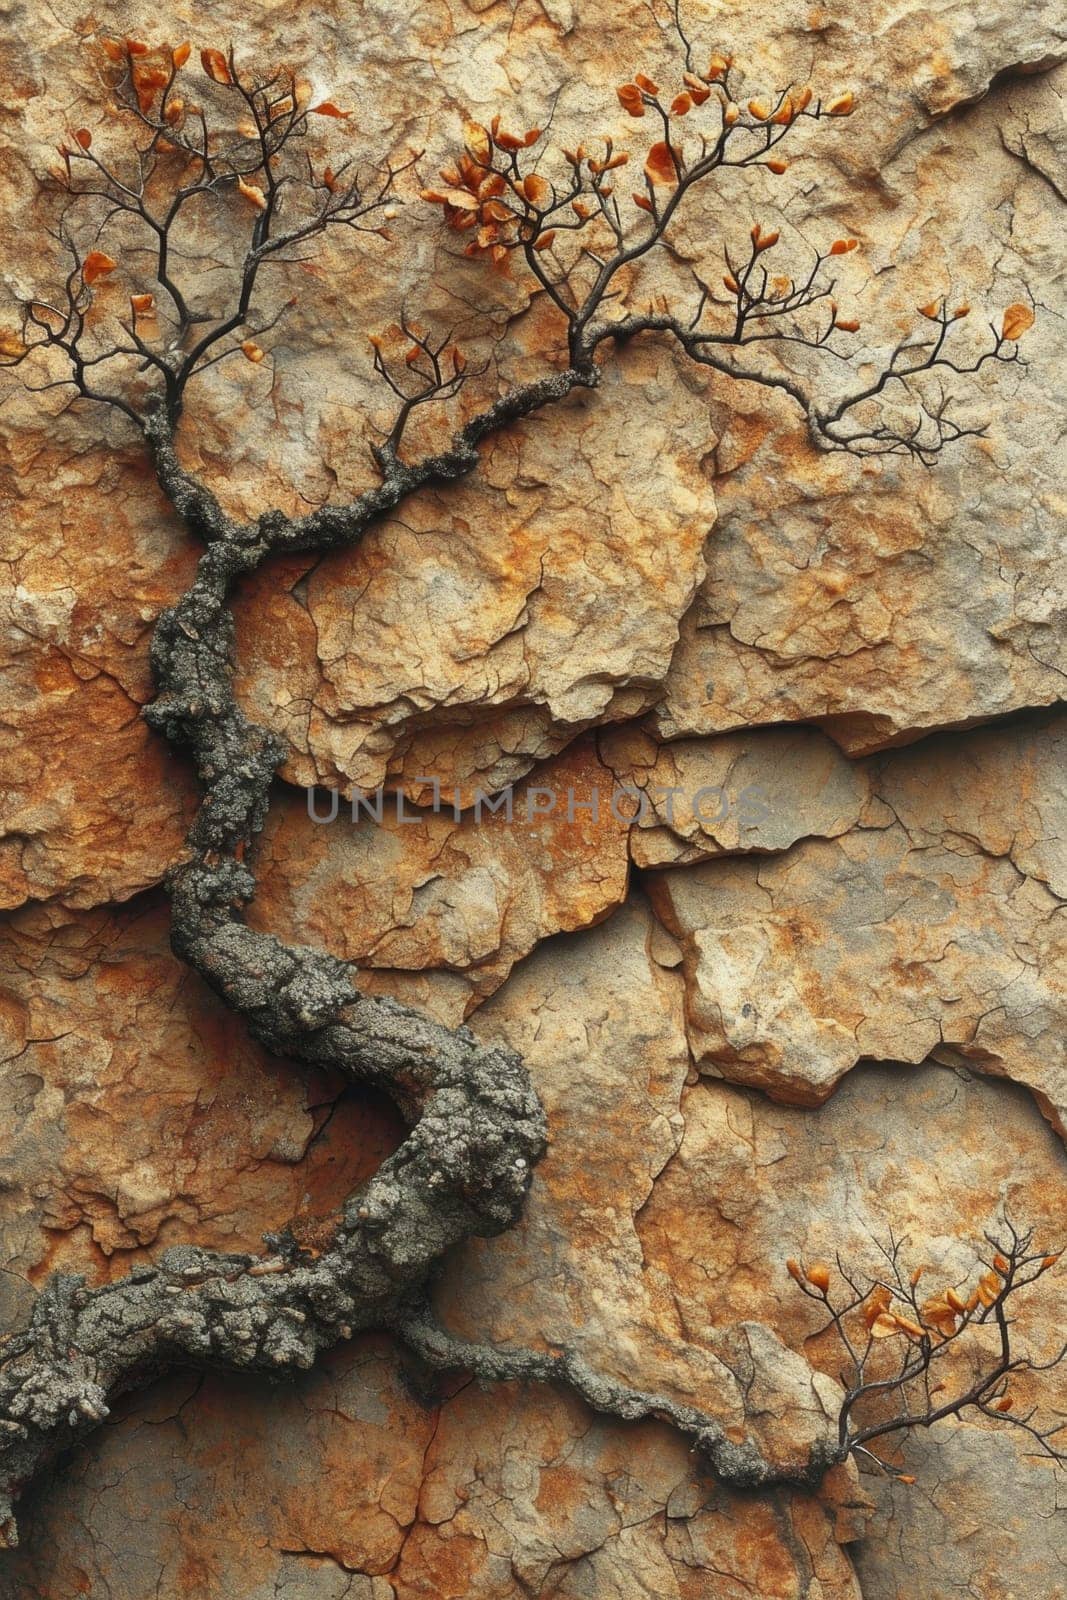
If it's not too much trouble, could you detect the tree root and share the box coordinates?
[0,388,837,1543]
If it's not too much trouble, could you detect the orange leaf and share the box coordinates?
[172,41,191,69]
[73,127,92,149]
[870,1312,903,1339]
[706,53,732,81]
[522,173,551,206]
[480,198,512,223]
[772,96,794,125]
[826,91,855,116]
[634,72,659,93]
[995,1395,1014,1412]
[863,1285,893,1327]
[309,101,350,118]
[723,103,740,126]
[443,188,479,211]
[747,99,770,120]
[953,303,971,318]
[102,39,127,62]
[164,98,185,126]
[897,1475,917,1485]
[241,340,265,363]
[1001,302,1034,341]
[533,230,556,251]
[237,177,267,210]
[766,158,788,174]
[464,121,491,164]
[82,249,117,285]
[917,300,941,320]
[834,317,860,333]
[130,292,156,315]
[632,191,653,212]
[200,48,232,85]
[723,273,740,293]
[671,92,693,116]
[133,64,169,111]
[829,238,858,255]
[125,38,150,56]
[616,84,645,117]
[644,141,678,186]
[785,1258,804,1283]
[805,1262,831,1291]
[522,127,542,147]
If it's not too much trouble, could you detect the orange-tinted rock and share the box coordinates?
[251,738,630,1018]
[647,716,1066,1126]
[3,6,1063,917]
[0,897,402,1286]
[446,897,844,1474]
[600,723,873,867]
[0,1344,861,1600]
[234,342,713,801]
[0,1,1064,1595]
[0,431,198,909]
[653,68,1064,755]
[635,1059,1067,1600]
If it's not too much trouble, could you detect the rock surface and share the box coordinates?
[600,722,874,867]
[251,736,630,1018]
[0,1347,863,1600]
[647,714,1066,1126]
[0,0,1064,1595]
[636,1057,1067,1600]
[235,342,714,801]
[0,897,403,1288]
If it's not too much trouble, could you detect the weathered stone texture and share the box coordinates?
[647,714,1066,1126]
[0,897,402,1289]
[0,0,1064,1593]
[0,1347,862,1600]
[250,736,630,1019]
[636,1058,1067,1599]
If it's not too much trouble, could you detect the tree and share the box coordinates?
[786,1219,1066,1484]
[0,25,1044,1546]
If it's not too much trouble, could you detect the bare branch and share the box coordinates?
[787,1224,1066,1483]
